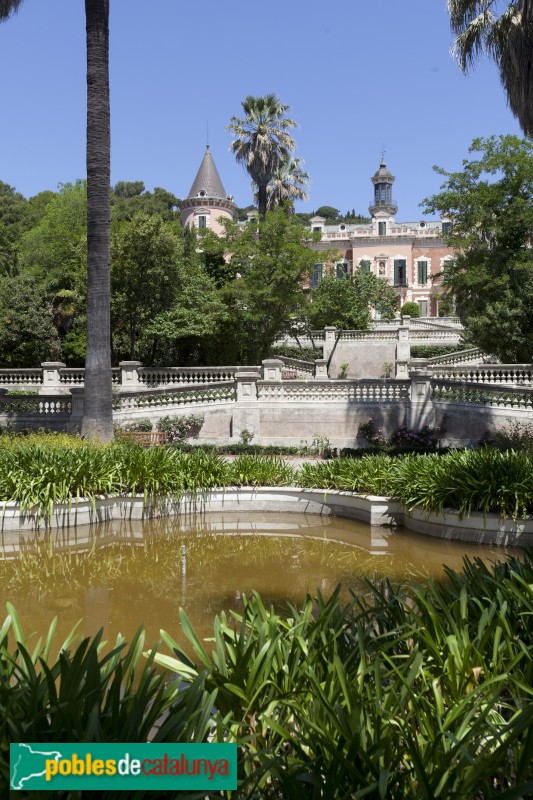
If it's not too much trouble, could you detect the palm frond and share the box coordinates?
[0,0,23,21]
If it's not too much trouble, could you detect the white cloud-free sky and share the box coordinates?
[0,0,522,219]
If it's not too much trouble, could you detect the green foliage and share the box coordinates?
[358,418,444,454]
[3,435,533,521]
[481,421,533,454]
[18,180,87,294]
[308,270,397,329]
[217,209,317,363]
[424,135,533,361]
[268,343,322,361]
[314,204,339,221]
[156,413,204,443]
[226,454,294,486]
[0,605,215,797]
[400,300,421,318]
[410,344,465,359]
[154,555,533,798]
[0,180,28,241]
[0,274,61,366]
[111,181,180,222]
[110,212,182,361]
[115,418,153,433]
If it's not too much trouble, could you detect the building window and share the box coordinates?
[198,215,207,229]
[359,259,371,272]
[393,259,407,287]
[312,226,321,233]
[418,299,428,317]
[336,262,349,279]
[442,221,451,235]
[378,221,386,236]
[417,260,428,285]
[311,264,323,288]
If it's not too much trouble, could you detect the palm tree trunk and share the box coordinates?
[81,0,113,440]
[258,184,268,221]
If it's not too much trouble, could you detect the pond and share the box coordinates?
[0,512,517,650]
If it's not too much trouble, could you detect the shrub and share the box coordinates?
[115,418,153,433]
[358,418,444,454]
[400,301,421,318]
[481,421,533,454]
[269,344,322,361]
[153,554,533,798]
[410,344,466,359]
[156,413,204,443]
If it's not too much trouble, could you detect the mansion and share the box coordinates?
[181,149,453,318]
[307,158,453,318]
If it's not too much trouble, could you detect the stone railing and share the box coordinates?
[0,369,42,388]
[59,367,120,385]
[430,365,532,385]
[0,391,72,430]
[339,330,398,342]
[138,366,248,387]
[427,348,485,366]
[257,379,410,402]
[277,356,315,379]
[431,379,533,409]
[113,383,236,413]
[409,330,463,341]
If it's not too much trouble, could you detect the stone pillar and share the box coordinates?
[407,369,435,430]
[41,362,66,394]
[323,327,337,361]
[262,359,283,382]
[395,324,411,378]
[314,359,328,380]
[68,387,84,433]
[119,361,141,389]
[409,358,429,370]
[232,371,260,441]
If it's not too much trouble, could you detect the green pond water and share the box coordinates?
[0,512,517,651]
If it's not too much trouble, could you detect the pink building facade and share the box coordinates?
[308,159,453,317]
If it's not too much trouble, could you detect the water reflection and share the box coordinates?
[0,513,518,650]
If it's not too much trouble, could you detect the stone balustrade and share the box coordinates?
[430,365,532,384]
[113,383,236,413]
[427,348,484,366]
[138,366,250,387]
[277,356,315,379]
[431,379,533,409]
[0,369,42,387]
[257,379,410,403]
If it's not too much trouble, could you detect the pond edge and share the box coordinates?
[1,488,532,546]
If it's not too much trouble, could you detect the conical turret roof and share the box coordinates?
[186,145,228,199]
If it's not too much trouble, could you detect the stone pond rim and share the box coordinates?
[1,488,531,547]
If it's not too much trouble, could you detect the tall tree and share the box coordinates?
[257,156,310,215]
[83,0,113,439]
[448,0,533,136]
[424,135,533,362]
[227,94,296,220]
[1,0,113,439]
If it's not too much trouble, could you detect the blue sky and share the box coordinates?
[0,0,522,220]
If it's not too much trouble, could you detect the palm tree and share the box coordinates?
[448,0,533,136]
[256,157,310,216]
[0,1,22,19]
[82,0,113,440]
[227,94,297,219]
[1,0,113,439]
